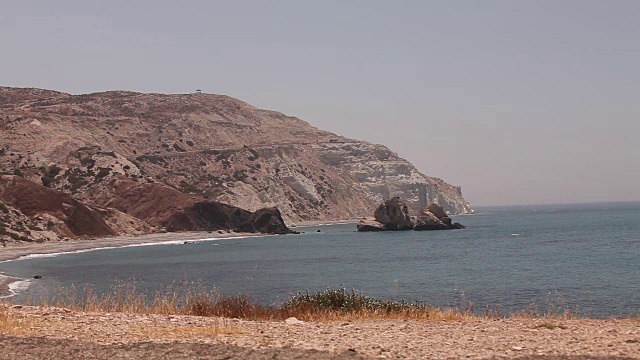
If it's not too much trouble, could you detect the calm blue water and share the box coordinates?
[1,202,639,317]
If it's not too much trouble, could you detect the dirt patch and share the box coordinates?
[0,336,364,360]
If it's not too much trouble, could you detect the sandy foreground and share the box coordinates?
[1,304,639,359]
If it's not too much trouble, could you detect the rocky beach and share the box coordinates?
[1,304,639,359]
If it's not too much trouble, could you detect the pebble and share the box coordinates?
[284,317,304,325]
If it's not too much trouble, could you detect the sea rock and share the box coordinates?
[426,203,448,220]
[414,203,465,230]
[356,220,387,232]
[373,197,413,230]
[413,209,448,231]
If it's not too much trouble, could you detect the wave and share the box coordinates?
[0,235,262,297]
[294,221,356,227]
[0,276,31,299]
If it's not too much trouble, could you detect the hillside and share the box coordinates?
[0,86,471,241]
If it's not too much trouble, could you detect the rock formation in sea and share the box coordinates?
[0,86,471,242]
[373,197,414,230]
[355,220,388,232]
[358,201,465,232]
[414,203,466,231]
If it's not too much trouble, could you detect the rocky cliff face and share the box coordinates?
[313,142,471,215]
[0,86,471,240]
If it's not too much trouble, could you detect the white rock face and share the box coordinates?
[280,168,321,203]
[313,142,472,215]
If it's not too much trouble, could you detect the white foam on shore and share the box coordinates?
[0,235,262,297]
[294,221,355,227]
[316,221,355,226]
[0,235,259,264]
[0,276,31,299]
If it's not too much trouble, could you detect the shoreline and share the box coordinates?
[0,274,18,298]
[0,231,262,263]
[292,219,357,227]
[0,231,264,298]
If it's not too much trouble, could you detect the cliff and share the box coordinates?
[0,86,471,241]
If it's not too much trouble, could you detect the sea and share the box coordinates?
[1,202,639,318]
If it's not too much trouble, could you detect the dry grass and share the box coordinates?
[534,322,568,330]
[0,305,14,331]
[127,322,245,341]
[20,284,485,322]
[33,281,200,315]
[0,303,37,336]
[19,284,589,322]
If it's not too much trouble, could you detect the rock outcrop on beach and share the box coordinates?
[0,174,293,243]
[98,177,292,234]
[237,207,296,235]
[0,86,471,242]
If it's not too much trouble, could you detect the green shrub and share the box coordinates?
[96,168,111,178]
[41,176,54,187]
[47,164,62,177]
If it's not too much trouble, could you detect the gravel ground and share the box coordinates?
[0,336,637,360]
[0,336,365,359]
[1,305,639,359]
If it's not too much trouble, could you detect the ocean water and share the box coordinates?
[1,202,639,317]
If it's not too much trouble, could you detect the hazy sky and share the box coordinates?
[2,1,639,206]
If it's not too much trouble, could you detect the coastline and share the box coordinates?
[0,231,262,263]
[0,231,263,298]
[293,219,358,227]
[0,275,18,298]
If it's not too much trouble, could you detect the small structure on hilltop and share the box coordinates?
[195,89,202,94]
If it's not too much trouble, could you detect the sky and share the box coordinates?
[1,0,639,206]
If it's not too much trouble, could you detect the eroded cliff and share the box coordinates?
[0,86,471,241]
